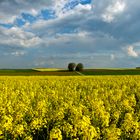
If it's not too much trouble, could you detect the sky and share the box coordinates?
[0,0,140,68]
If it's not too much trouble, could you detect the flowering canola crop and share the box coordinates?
[0,76,140,139]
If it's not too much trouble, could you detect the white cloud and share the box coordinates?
[110,54,115,60]
[20,37,42,47]
[74,3,92,12]
[30,9,38,16]
[93,0,126,22]
[51,0,92,19]
[52,0,68,18]
[11,51,26,56]
[0,26,42,48]
[0,0,140,68]
[0,0,52,23]
[102,1,126,22]
[4,15,17,23]
[127,46,138,57]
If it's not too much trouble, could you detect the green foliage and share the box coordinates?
[75,63,84,71]
[68,63,76,71]
[0,76,140,139]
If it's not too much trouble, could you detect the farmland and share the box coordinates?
[1,75,140,139]
[0,68,140,76]
[82,68,140,75]
[0,69,78,76]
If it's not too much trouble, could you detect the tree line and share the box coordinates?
[68,63,84,71]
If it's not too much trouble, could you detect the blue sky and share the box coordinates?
[0,0,140,68]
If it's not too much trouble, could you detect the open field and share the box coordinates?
[1,76,140,139]
[33,68,64,71]
[0,69,79,76]
[0,68,140,76]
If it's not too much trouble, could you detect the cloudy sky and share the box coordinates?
[0,0,140,68]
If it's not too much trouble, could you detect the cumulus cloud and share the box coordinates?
[52,0,68,18]
[110,54,115,60]
[10,51,26,56]
[0,0,52,23]
[0,0,140,68]
[93,0,127,22]
[102,0,126,22]
[0,26,42,48]
[127,46,138,58]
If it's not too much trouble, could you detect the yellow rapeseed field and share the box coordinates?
[0,76,140,139]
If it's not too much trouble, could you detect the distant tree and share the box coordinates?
[75,63,84,71]
[68,63,76,71]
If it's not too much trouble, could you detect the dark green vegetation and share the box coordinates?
[68,63,76,71]
[0,69,78,76]
[75,63,84,71]
[68,63,84,71]
[82,69,140,75]
[0,68,140,76]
